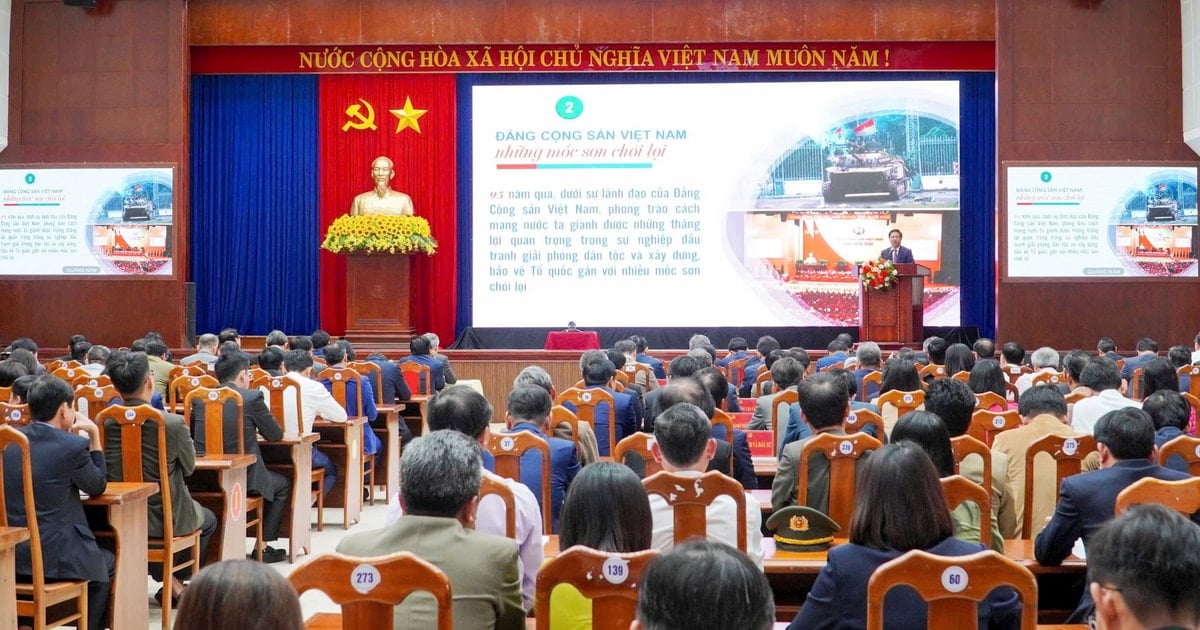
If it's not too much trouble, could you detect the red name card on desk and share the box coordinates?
[746,430,775,458]
[730,412,753,430]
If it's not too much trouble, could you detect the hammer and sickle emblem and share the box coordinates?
[342,98,377,131]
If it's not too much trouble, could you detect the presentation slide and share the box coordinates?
[472,80,961,328]
[1006,166,1198,279]
[0,167,175,276]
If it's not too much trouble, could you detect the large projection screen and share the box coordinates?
[471,80,961,328]
[0,166,175,277]
[1004,164,1199,280]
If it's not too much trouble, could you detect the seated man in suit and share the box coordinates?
[398,335,446,393]
[503,385,581,532]
[632,334,666,380]
[195,353,290,563]
[423,332,457,386]
[715,337,749,369]
[852,341,883,400]
[512,365,600,467]
[815,336,851,371]
[369,388,530,619]
[255,346,285,377]
[634,541,774,630]
[880,227,915,263]
[1036,407,1197,622]
[5,375,112,630]
[365,351,414,448]
[738,335,781,398]
[1086,504,1200,630]
[562,353,637,456]
[649,402,764,566]
[748,356,803,436]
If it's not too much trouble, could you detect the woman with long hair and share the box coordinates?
[871,358,924,436]
[944,343,976,378]
[969,358,1016,410]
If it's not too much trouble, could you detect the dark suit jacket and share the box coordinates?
[563,385,637,456]
[710,425,757,489]
[508,422,581,532]
[880,245,915,263]
[369,358,411,403]
[636,352,666,379]
[192,384,284,496]
[788,537,1021,630]
[4,422,109,582]
[399,354,446,392]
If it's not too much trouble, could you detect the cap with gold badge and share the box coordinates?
[765,506,840,552]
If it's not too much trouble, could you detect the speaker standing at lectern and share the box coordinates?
[881,228,915,263]
[349,155,415,216]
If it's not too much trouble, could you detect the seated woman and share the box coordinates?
[550,461,653,629]
[870,358,924,437]
[891,411,1004,552]
[176,559,303,630]
[943,343,976,380]
[969,359,1016,411]
[787,441,1021,630]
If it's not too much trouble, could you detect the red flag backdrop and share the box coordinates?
[317,74,458,342]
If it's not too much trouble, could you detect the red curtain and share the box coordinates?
[317,74,457,341]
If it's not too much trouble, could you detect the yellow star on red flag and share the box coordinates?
[389,97,428,133]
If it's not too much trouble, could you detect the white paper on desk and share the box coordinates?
[1071,538,1086,560]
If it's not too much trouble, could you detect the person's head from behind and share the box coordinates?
[105,350,151,398]
[1001,341,1025,366]
[785,347,812,372]
[408,334,431,356]
[427,386,492,441]
[855,341,881,369]
[879,358,921,394]
[70,340,91,362]
[923,377,976,437]
[657,378,715,420]
[400,430,482,521]
[322,341,346,366]
[214,352,251,386]
[924,336,948,364]
[5,350,37,377]
[0,361,28,388]
[891,411,954,477]
[337,339,356,362]
[513,365,554,395]
[175,559,303,630]
[827,367,858,403]
[1141,390,1190,433]
[606,349,627,371]
[86,344,112,368]
[1030,346,1060,370]
[1136,337,1158,354]
[1087,503,1200,630]
[1081,357,1123,393]
[632,540,774,630]
[943,343,975,375]
[282,349,314,376]
[615,338,637,359]
[196,333,218,353]
[559,461,651,553]
[26,375,76,426]
[1142,358,1179,397]
[506,385,552,430]
[310,329,331,350]
[827,337,848,355]
[582,356,616,387]
[693,367,729,411]
[652,403,714,470]
[257,347,284,373]
[1097,337,1117,355]
[968,358,1007,398]
[727,336,748,353]
[755,335,780,358]
[1062,349,1091,385]
[972,337,995,360]
[769,356,803,389]
[666,355,699,380]
[798,372,849,430]
[10,375,36,404]
[850,441,953,551]
[1017,384,1068,421]
[1169,345,1192,369]
[1094,408,1155,463]
[264,330,288,348]
[688,345,716,367]
[289,336,313,353]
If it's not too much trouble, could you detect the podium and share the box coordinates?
[344,253,415,349]
[858,263,929,345]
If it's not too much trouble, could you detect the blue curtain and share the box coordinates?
[190,75,320,335]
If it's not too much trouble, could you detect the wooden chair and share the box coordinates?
[556,387,618,456]
[750,369,773,398]
[0,386,10,402]
[967,409,1021,448]
[290,551,453,630]
[1177,364,1200,397]
[550,404,583,450]
[1022,434,1096,537]
[763,388,799,441]
[726,358,748,394]
[399,361,433,396]
[248,367,270,383]
[73,383,119,420]
[1004,381,1020,403]
[167,373,218,412]
[642,470,747,550]
[347,361,384,405]
[478,474,517,538]
[1115,477,1200,516]
[534,546,660,630]
[920,364,947,380]
[0,425,90,629]
[1063,390,1090,404]
[819,360,845,372]
[797,432,881,527]
[167,363,208,387]
[318,367,378,505]
[96,404,201,630]
[860,370,883,402]
[950,370,971,383]
[949,435,992,489]
[613,433,661,477]
[50,366,83,382]
[1158,435,1200,476]
[1030,371,1065,387]
[184,386,264,561]
[1182,392,1200,420]
[45,359,81,372]
[486,430,552,533]
[940,474,993,549]
[1002,364,1031,384]
[710,409,737,471]
[69,373,112,391]
[973,391,1006,411]
[0,402,31,427]
[845,408,883,437]
[1130,367,1146,400]
[876,389,925,420]
[257,375,325,531]
[866,549,1038,630]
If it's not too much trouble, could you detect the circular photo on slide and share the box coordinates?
[85,170,174,275]
[1109,175,1197,226]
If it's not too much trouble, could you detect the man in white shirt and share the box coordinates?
[385,386,543,611]
[1071,356,1140,434]
[1014,346,1061,395]
[280,349,347,496]
[649,400,764,567]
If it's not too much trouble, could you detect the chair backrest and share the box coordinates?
[973,391,1006,411]
[950,371,971,383]
[1178,365,1200,397]
[642,470,747,550]
[750,369,773,398]
[0,426,48,591]
[168,363,208,385]
[1063,390,1090,404]
[46,359,80,372]
[1182,392,1200,421]
[73,383,119,420]
[1115,477,1200,516]
[96,404,177,540]
[845,408,883,437]
[70,373,112,391]
[877,389,925,418]
[1022,434,1096,537]
[555,387,617,454]
[866,549,1038,630]
[797,432,881,527]
[726,358,747,392]
[949,435,992,488]
[967,409,1021,448]
[550,405,582,449]
[184,386,245,455]
[860,371,883,402]
[0,386,10,402]
[920,364,947,380]
[248,367,270,383]
[168,374,219,410]
[940,474,993,548]
[347,361,384,404]
[767,388,799,438]
[1004,381,1020,403]
[613,433,661,477]
[1131,367,1148,400]
[319,367,364,416]
[486,431,552,533]
[399,361,432,396]
[1030,371,1065,387]
[0,402,31,427]
[534,546,660,630]
[1157,435,1200,476]
[255,375,304,436]
[1002,364,1031,384]
[289,552,453,630]
[478,474,517,539]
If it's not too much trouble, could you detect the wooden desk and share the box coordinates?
[261,432,319,562]
[314,417,366,528]
[189,454,255,564]
[373,404,403,503]
[83,482,156,630]
[0,526,29,630]
[754,457,777,488]
[401,395,431,437]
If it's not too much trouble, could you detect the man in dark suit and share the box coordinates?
[880,227,915,263]
[4,375,112,630]
[195,353,291,562]
[1035,407,1196,621]
[695,367,757,489]
[504,385,581,532]
[632,335,666,380]
[398,335,446,393]
[366,352,414,447]
[563,352,638,456]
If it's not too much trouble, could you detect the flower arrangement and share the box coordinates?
[321,214,438,255]
[859,257,898,291]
